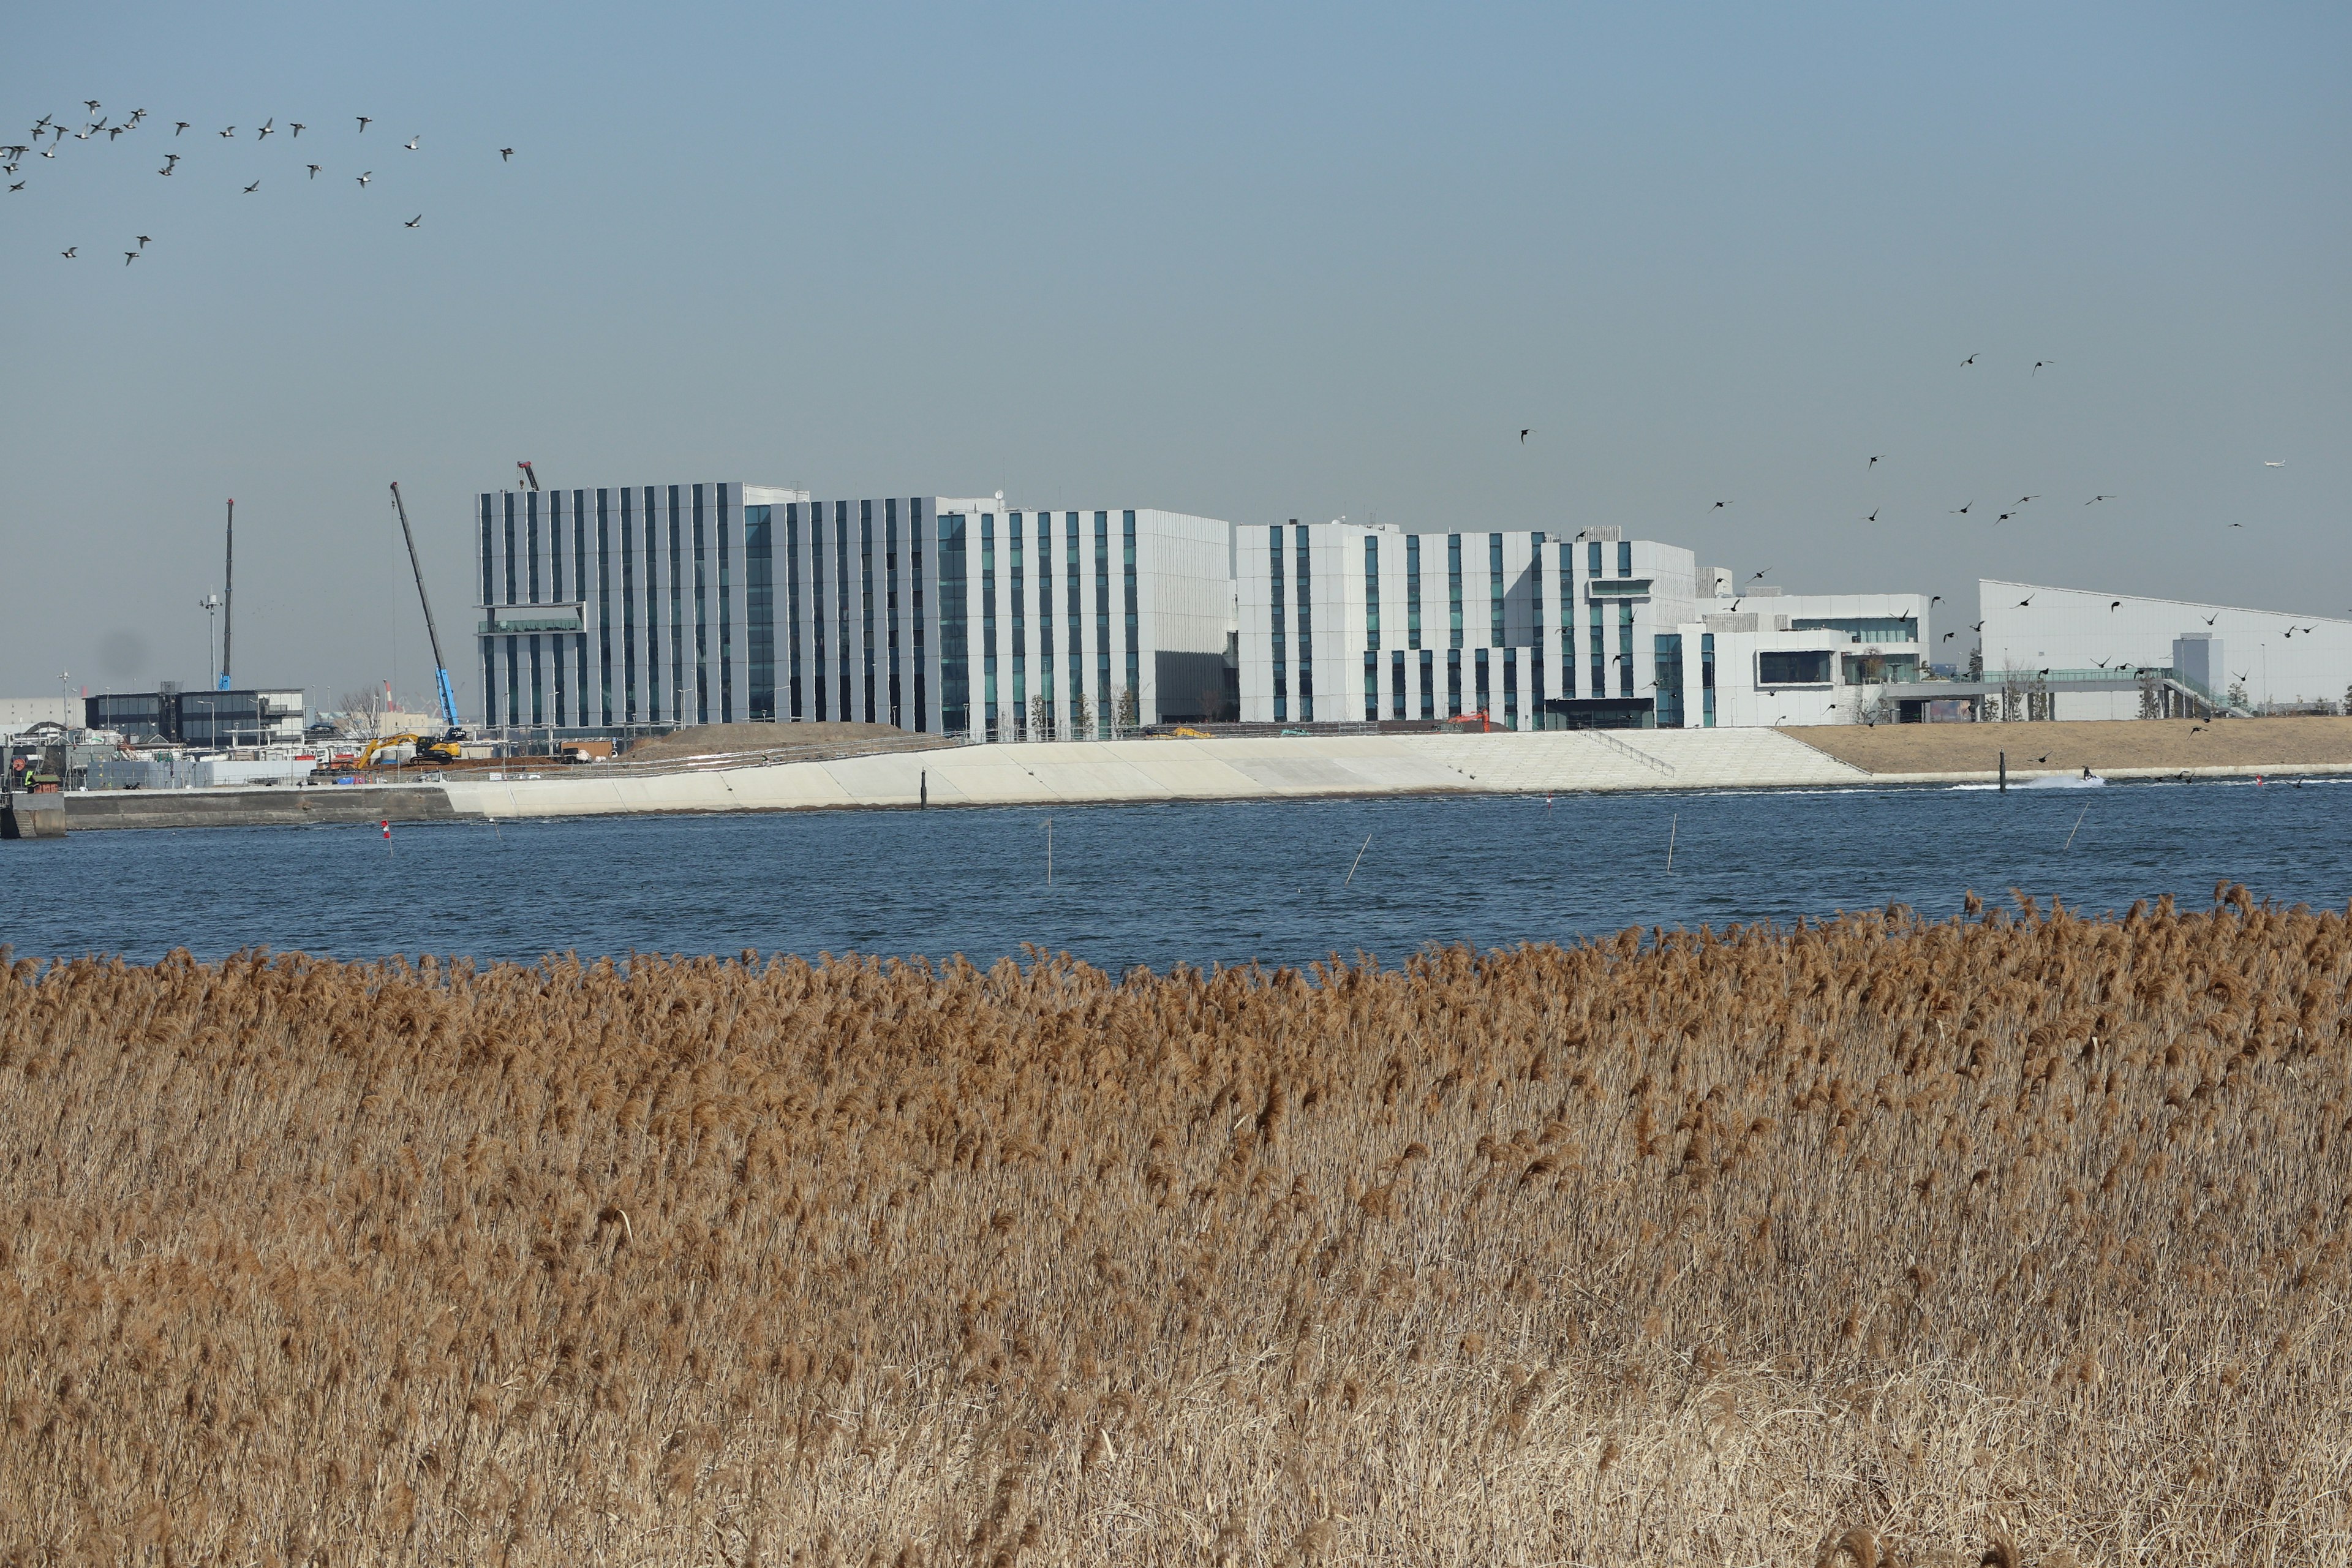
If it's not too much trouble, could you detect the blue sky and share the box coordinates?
[4,2,2345,711]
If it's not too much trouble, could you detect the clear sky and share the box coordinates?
[4,2,2346,715]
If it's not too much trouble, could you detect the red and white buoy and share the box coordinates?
[380,820,391,839]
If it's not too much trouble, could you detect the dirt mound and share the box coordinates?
[622,722,944,761]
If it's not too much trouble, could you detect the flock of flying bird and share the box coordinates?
[1570,351,2297,618]
[8,100,515,264]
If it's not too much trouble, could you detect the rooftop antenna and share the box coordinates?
[217,499,233,690]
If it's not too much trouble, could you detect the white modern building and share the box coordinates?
[474,484,1233,737]
[0,697,77,737]
[1237,521,1929,728]
[1979,579,2352,718]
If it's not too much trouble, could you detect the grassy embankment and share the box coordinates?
[1789,715,2352,777]
[3,895,2349,1564]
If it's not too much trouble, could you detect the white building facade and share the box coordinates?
[1237,521,1928,728]
[475,484,1232,737]
[1979,579,2352,718]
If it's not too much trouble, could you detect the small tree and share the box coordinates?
[1069,688,1093,739]
[1117,685,1139,731]
[1028,693,1054,741]
[2228,679,2250,712]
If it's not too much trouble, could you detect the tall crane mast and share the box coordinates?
[388,482,461,735]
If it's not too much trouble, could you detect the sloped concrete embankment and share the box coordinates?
[442,729,1869,820]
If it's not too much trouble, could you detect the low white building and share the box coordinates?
[1237,521,1928,728]
[1980,579,2352,717]
[0,697,76,737]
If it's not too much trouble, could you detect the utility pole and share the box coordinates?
[218,499,235,691]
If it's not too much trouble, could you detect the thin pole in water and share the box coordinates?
[1666,813,1678,872]
[1345,832,1372,885]
[1999,751,2007,793]
[2064,804,2090,851]
[1044,816,1052,886]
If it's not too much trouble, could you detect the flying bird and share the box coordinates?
[1950,501,1973,515]
[6,181,20,193]
[85,100,100,111]
[1751,568,1771,581]
[2263,460,2285,467]
[2034,754,2051,764]
[356,116,371,132]
[164,153,178,167]
[135,235,149,248]
[157,164,173,176]
[173,121,188,135]
[1970,620,1985,632]
[1961,353,1978,366]
[219,126,235,138]
[2014,495,2040,505]
[1520,429,1529,443]
[1864,509,1877,523]
[2086,495,2114,505]
[2034,361,2054,375]
[2094,658,2110,668]
[1930,595,1942,605]
[307,164,320,178]
[1942,631,1956,641]
[1996,512,2015,524]
[2109,600,2122,611]
[1868,455,1882,469]
[499,147,514,160]
[404,135,419,150]
[2203,614,2218,625]
[290,123,306,137]
[2017,595,2034,606]
[257,119,274,140]
[356,170,372,186]
[2230,522,2244,529]
[59,247,74,258]
[243,179,260,192]
[1711,500,1727,510]
[123,251,137,265]
[404,213,421,227]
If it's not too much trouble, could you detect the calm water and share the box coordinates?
[3,778,2347,971]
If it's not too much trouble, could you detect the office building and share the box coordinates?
[81,687,306,748]
[474,484,1234,737]
[1237,521,1928,729]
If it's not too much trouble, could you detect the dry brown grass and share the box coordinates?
[1787,715,2352,777]
[4,895,2351,1564]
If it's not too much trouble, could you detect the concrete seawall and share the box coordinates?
[62,785,474,832]
[444,729,1867,819]
[36,725,2352,834]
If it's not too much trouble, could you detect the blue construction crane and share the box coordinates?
[388,482,462,739]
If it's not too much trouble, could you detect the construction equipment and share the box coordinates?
[358,731,463,769]
[387,481,464,744]
[516,460,539,492]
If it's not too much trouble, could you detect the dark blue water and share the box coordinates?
[4,778,2348,971]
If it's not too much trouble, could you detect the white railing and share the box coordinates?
[1586,730,1677,777]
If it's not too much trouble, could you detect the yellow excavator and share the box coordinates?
[358,733,464,768]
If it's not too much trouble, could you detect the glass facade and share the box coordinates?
[1269,525,1287,722]
[1447,534,1463,649]
[746,505,775,720]
[1654,633,1684,728]
[1406,535,1422,649]
[938,513,970,736]
[1093,512,1111,736]
[981,513,998,739]
[1488,533,1504,646]
[1294,529,1313,723]
[1122,511,1139,718]
[1009,513,1027,733]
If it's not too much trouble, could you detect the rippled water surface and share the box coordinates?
[4,777,2348,970]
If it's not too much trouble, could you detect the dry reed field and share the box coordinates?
[3,890,2350,1565]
